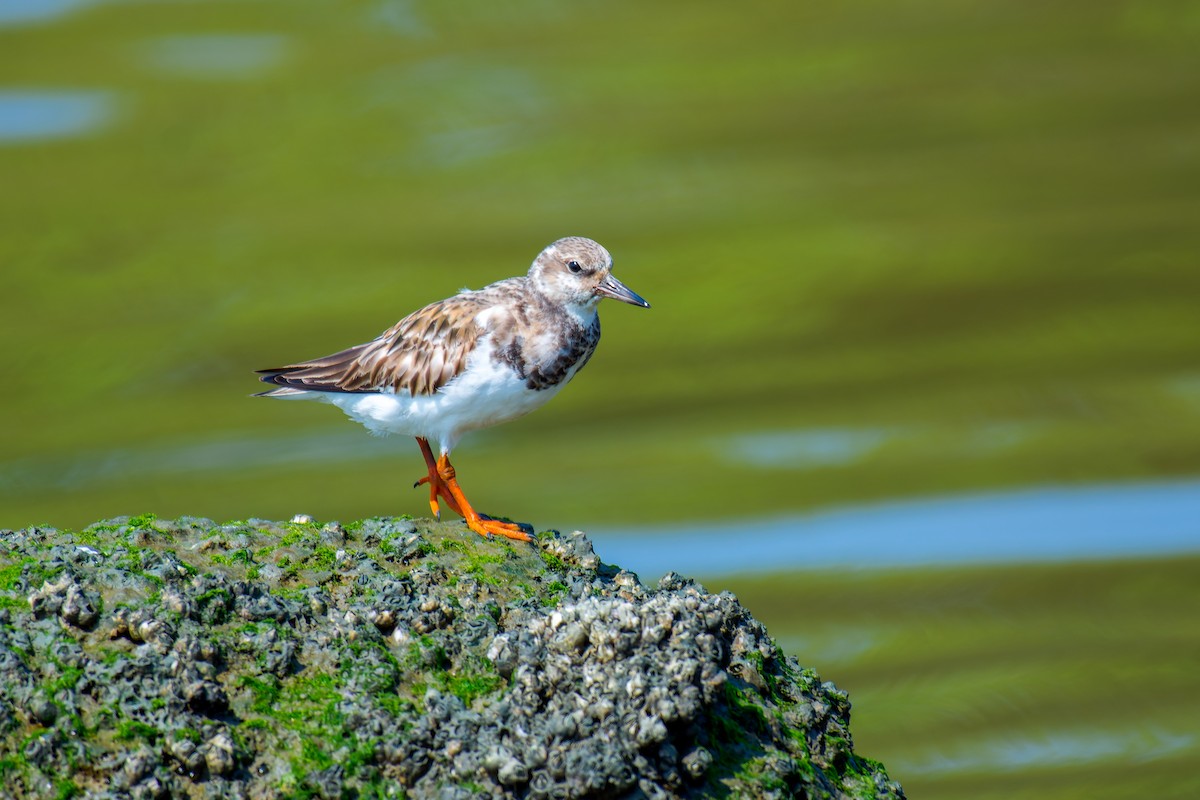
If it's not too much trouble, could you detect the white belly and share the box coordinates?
[315,338,578,453]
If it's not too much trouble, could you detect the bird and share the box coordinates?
[255,236,650,542]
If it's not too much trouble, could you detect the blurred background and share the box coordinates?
[2,1,1199,797]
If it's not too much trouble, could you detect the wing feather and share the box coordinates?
[256,293,489,397]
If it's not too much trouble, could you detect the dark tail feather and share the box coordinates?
[253,358,369,396]
[254,367,315,397]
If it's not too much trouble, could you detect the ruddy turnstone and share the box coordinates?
[256,236,650,542]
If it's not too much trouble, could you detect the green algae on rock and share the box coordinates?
[0,514,904,799]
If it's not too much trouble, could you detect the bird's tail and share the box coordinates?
[252,385,312,398]
[254,367,316,398]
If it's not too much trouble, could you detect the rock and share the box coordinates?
[497,756,529,786]
[28,573,99,629]
[27,694,57,725]
[681,746,713,779]
[0,514,904,800]
[305,764,344,799]
[204,731,236,776]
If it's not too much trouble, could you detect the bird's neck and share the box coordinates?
[527,280,599,329]
[561,297,600,329]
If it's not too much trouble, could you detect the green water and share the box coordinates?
[720,556,1200,800]
[3,1,1199,797]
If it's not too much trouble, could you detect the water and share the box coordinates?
[897,726,1196,777]
[717,423,1044,469]
[137,35,290,79]
[721,427,897,467]
[0,90,114,142]
[0,0,98,28]
[0,429,395,493]
[598,478,1200,579]
[722,553,1200,800]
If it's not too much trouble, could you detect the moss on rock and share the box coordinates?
[0,514,904,799]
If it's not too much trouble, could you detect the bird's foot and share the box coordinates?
[465,515,534,542]
[412,438,533,543]
[413,473,462,520]
[435,454,533,543]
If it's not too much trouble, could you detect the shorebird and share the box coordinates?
[256,237,650,542]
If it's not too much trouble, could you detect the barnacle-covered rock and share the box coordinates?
[28,573,99,629]
[0,514,903,799]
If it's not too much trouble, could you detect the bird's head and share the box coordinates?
[528,237,651,313]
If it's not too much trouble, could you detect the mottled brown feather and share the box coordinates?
[257,292,492,396]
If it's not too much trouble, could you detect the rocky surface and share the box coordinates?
[0,513,904,800]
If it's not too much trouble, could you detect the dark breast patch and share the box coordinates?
[492,305,601,391]
[496,336,528,381]
[524,317,601,391]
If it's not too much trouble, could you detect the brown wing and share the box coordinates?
[256,293,490,397]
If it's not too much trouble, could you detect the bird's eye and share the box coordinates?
[567,260,582,274]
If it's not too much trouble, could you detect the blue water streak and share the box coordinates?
[596,479,1200,578]
[0,90,114,142]
[0,0,97,28]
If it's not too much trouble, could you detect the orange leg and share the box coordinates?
[413,437,463,519]
[412,438,532,542]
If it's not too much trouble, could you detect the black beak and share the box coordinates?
[596,273,651,308]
